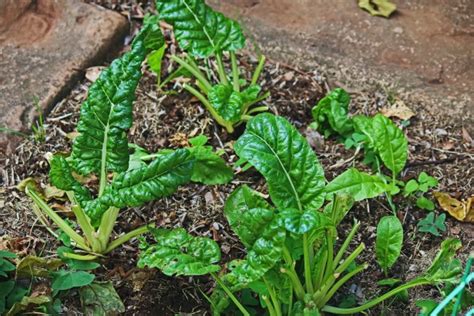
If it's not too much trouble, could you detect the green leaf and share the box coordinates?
[138,228,221,276]
[147,43,167,78]
[248,266,292,305]
[417,213,446,237]
[375,215,403,273]
[0,281,15,314]
[424,238,462,284]
[224,185,273,248]
[156,0,245,57]
[49,155,92,205]
[88,149,194,221]
[403,179,419,197]
[16,256,63,278]
[372,114,408,175]
[325,168,387,201]
[278,209,331,235]
[6,285,29,311]
[128,143,150,171]
[353,115,375,147]
[358,0,397,18]
[71,21,164,175]
[5,294,50,316]
[416,196,435,211]
[227,218,285,284]
[209,84,244,123]
[188,136,233,185]
[79,282,125,315]
[418,172,438,192]
[311,88,353,137]
[416,299,438,315]
[234,113,326,211]
[50,270,95,295]
[323,193,354,226]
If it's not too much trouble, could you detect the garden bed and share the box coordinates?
[1,2,473,315]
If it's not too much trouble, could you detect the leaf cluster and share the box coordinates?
[20,17,233,260]
[150,0,270,133]
[138,114,463,315]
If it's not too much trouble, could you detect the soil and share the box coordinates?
[1,2,473,315]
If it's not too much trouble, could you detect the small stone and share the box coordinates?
[434,128,448,136]
[393,27,403,34]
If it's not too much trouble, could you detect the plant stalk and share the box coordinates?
[215,52,229,85]
[105,224,153,253]
[230,51,240,92]
[170,55,212,92]
[321,279,432,314]
[211,272,249,316]
[251,54,266,85]
[303,233,314,294]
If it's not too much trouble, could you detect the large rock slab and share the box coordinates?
[210,0,473,127]
[0,0,128,154]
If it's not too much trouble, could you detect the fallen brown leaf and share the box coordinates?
[85,66,106,82]
[434,192,473,223]
[381,100,416,120]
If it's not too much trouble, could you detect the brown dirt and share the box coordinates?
[1,2,473,315]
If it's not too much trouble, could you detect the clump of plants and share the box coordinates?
[0,249,124,315]
[19,17,232,261]
[137,114,463,315]
[149,0,270,133]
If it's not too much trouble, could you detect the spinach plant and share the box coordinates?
[20,18,232,261]
[137,114,460,315]
[152,0,269,133]
[312,88,412,212]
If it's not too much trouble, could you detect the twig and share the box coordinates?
[405,157,457,168]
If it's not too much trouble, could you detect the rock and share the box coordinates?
[0,0,128,154]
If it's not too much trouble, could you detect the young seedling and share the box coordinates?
[152,0,270,133]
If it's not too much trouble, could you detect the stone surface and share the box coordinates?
[210,0,473,126]
[0,0,128,154]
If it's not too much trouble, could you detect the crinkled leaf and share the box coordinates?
[224,185,273,248]
[278,209,331,235]
[311,88,353,137]
[372,114,408,175]
[325,168,387,201]
[50,270,95,294]
[209,84,244,123]
[424,238,462,284]
[5,294,50,316]
[234,114,326,211]
[358,0,396,18]
[138,228,221,276]
[375,216,403,273]
[156,0,245,57]
[87,149,194,221]
[79,281,125,315]
[16,256,63,278]
[49,155,92,206]
[434,192,473,223]
[188,136,233,185]
[248,266,291,304]
[71,21,164,175]
[227,218,285,284]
